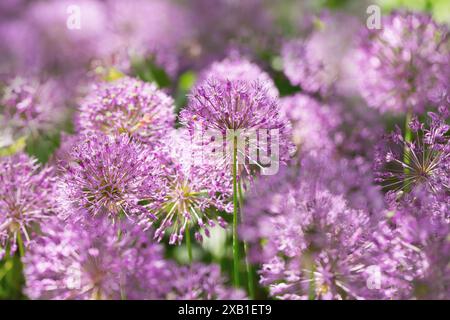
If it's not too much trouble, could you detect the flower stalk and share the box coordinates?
[232,136,240,287]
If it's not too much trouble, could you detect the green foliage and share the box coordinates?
[0,253,26,300]
[377,0,450,23]
[0,135,27,157]
[131,57,171,88]
[25,131,60,164]
[175,71,197,115]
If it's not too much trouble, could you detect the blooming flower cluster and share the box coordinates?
[58,133,155,223]
[0,153,56,258]
[281,12,361,96]
[77,77,175,145]
[0,3,448,301]
[374,111,449,195]
[24,216,241,300]
[180,79,293,178]
[355,11,449,114]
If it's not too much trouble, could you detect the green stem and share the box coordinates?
[186,225,193,264]
[308,262,316,300]
[232,137,240,287]
[16,232,25,258]
[238,180,255,299]
[403,109,413,190]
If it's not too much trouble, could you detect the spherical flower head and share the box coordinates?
[281,12,361,96]
[0,153,56,258]
[280,93,340,155]
[199,55,279,98]
[23,217,172,300]
[241,160,389,299]
[374,112,449,195]
[166,263,246,300]
[1,77,65,136]
[333,101,385,159]
[356,11,449,114]
[59,133,156,224]
[180,79,293,178]
[255,187,374,300]
[145,129,232,245]
[299,154,385,216]
[77,77,175,146]
[370,189,449,299]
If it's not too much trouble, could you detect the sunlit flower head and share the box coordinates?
[199,55,278,98]
[356,11,449,113]
[24,217,172,300]
[77,77,175,146]
[375,112,449,195]
[167,263,246,300]
[144,129,232,245]
[59,133,156,224]
[180,79,293,178]
[282,12,361,96]
[0,153,55,258]
[280,93,339,155]
[1,76,65,136]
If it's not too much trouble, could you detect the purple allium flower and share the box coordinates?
[58,134,156,224]
[281,12,361,96]
[166,263,246,300]
[280,93,340,155]
[356,11,449,114]
[1,77,66,136]
[300,154,385,215]
[77,77,175,146]
[180,79,293,178]
[0,153,55,258]
[199,55,279,98]
[144,129,232,245]
[241,159,378,299]
[23,217,172,300]
[254,186,374,299]
[333,100,385,160]
[371,189,449,299]
[374,112,449,195]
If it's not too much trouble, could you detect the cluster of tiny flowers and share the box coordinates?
[23,217,167,300]
[279,93,340,155]
[199,54,279,98]
[254,184,375,299]
[77,77,175,145]
[360,186,449,300]
[180,79,293,178]
[374,111,449,195]
[281,12,361,96]
[1,77,65,138]
[356,11,449,114]
[58,134,156,224]
[1,2,449,301]
[166,264,246,300]
[145,129,232,245]
[0,153,56,258]
[23,215,241,300]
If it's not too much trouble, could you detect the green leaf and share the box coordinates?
[0,135,27,157]
[131,57,171,88]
